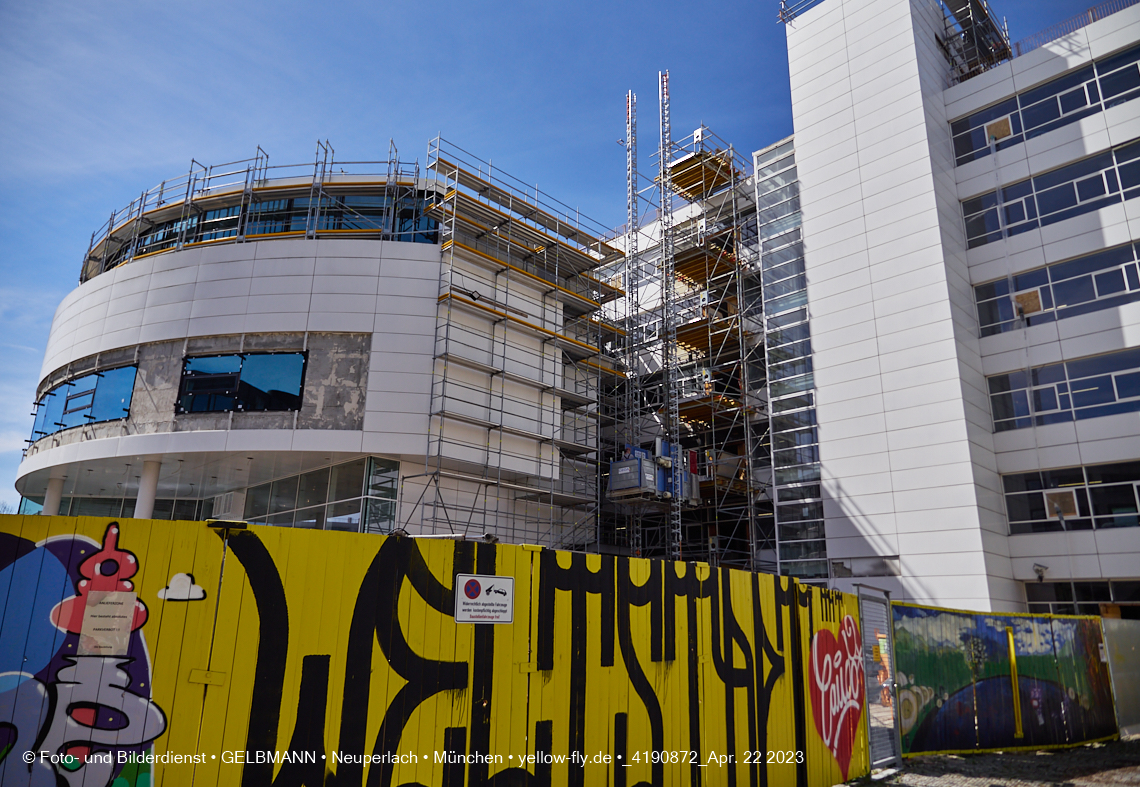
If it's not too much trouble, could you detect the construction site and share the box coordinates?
[406,74,802,575]
[19,71,820,579]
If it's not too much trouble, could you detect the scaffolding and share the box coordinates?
[779,0,1012,87]
[937,0,1012,84]
[79,142,435,283]
[403,137,624,548]
[602,74,775,571]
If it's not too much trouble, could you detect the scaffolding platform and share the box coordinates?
[674,244,737,284]
[675,317,750,356]
[427,190,608,277]
[428,157,621,262]
[667,149,741,201]
[677,393,747,424]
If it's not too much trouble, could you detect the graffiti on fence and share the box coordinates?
[0,515,869,786]
[892,603,1117,754]
[808,613,863,779]
[0,523,166,786]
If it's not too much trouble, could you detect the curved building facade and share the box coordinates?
[17,142,624,548]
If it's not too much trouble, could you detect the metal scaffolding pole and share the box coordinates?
[658,71,684,561]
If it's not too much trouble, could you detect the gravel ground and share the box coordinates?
[864,738,1140,786]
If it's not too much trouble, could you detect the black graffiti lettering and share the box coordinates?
[272,655,331,787]
[366,538,469,787]
[751,574,792,787]
[219,531,291,787]
[442,727,466,787]
[613,713,627,787]
[791,583,810,787]
[205,529,815,787]
[331,541,388,787]
[617,557,664,787]
[466,543,496,787]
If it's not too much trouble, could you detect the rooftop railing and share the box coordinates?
[1011,0,1140,58]
[779,0,1139,85]
[80,144,436,282]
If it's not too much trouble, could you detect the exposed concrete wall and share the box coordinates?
[298,333,369,430]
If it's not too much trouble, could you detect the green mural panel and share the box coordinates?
[892,603,1117,755]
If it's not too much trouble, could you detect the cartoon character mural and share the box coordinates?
[0,523,166,786]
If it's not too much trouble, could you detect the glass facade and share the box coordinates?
[19,495,214,521]
[1003,460,1140,534]
[988,347,1140,431]
[177,352,305,414]
[964,139,1140,248]
[243,457,399,534]
[105,192,439,270]
[952,43,1140,166]
[30,366,137,443]
[975,242,1140,336]
[1026,579,1140,616]
[756,139,827,581]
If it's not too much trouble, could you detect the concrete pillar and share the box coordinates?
[132,460,162,519]
[42,476,65,516]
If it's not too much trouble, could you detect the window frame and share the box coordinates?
[176,351,307,415]
[29,366,138,443]
[951,46,1140,167]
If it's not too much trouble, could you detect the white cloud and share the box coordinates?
[158,573,206,601]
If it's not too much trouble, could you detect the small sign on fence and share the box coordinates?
[455,574,515,624]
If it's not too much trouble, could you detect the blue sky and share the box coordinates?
[0,0,1098,509]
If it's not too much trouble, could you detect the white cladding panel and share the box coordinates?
[789,0,1009,609]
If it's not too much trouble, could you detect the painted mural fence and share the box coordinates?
[892,602,1117,755]
[0,515,870,786]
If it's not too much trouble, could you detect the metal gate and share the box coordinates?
[858,586,902,769]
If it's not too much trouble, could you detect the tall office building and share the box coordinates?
[782,0,1140,612]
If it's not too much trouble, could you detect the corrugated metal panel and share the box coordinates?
[1100,618,1140,736]
[859,592,900,769]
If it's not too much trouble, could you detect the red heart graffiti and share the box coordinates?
[809,615,865,780]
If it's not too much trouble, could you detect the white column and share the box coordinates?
[132,460,162,519]
[42,476,65,516]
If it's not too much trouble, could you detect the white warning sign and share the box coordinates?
[454,573,515,624]
[78,590,137,656]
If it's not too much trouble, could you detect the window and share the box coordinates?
[756,140,827,580]
[101,192,440,271]
[831,556,901,578]
[988,348,1140,431]
[1026,580,1138,616]
[177,352,305,414]
[1003,461,1140,533]
[30,366,137,442]
[951,45,1140,166]
[243,457,399,534]
[963,140,1140,248]
[199,204,241,241]
[975,243,1140,337]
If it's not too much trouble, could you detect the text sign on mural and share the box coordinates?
[78,590,137,655]
[454,573,514,623]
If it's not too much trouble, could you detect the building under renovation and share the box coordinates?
[16,0,1140,612]
[17,139,623,552]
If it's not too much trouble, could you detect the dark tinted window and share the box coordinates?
[178,353,305,414]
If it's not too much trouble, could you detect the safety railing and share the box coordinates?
[81,146,439,282]
[1011,0,1140,58]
